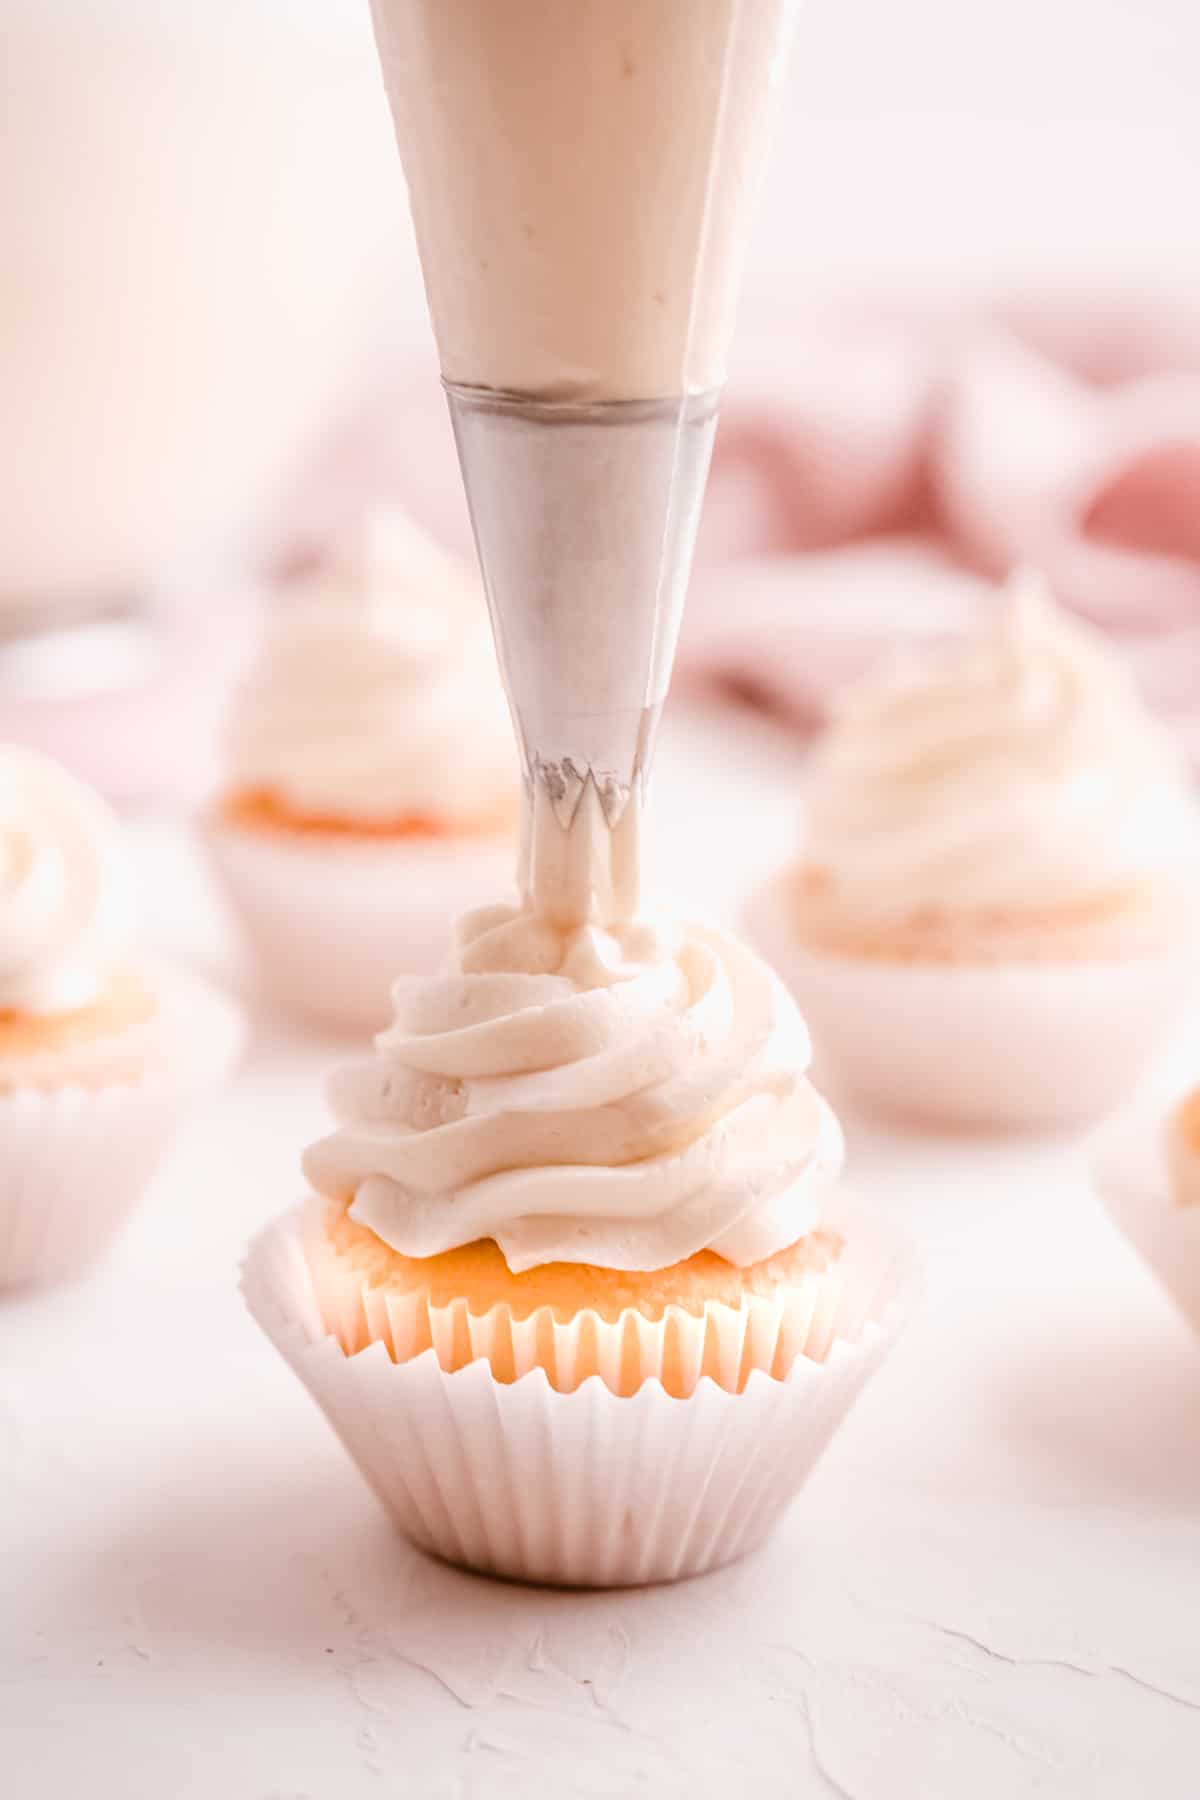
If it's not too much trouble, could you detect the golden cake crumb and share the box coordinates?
[1175,1087,1200,1155]
[1169,1087,1200,1208]
[792,862,1187,965]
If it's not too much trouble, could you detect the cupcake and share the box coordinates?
[206,513,519,1030]
[0,745,242,1289]
[751,573,1200,1130]
[243,901,916,1587]
[1096,1084,1200,1335]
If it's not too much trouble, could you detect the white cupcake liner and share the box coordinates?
[748,873,1199,1131]
[307,1200,852,1397]
[205,817,516,1031]
[1095,1102,1200,1336]
[241,1192,917,1588]
[0,960,244,1291]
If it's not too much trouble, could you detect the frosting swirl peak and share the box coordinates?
[304,903,840,1273]
[803,572,1197,922]
[0,747,135,1015]
[226,512,516,827]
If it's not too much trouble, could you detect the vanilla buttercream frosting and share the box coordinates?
[0,747,136,1015]
[304,901,841,1273]
[225,513,516,828]
[803,573,1197,924]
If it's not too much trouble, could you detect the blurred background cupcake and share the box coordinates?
[751,572,1200,1130]
[0,746,242,1289]
[205,512,519,1031]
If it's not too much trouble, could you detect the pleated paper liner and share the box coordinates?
[309,1201,856,1399]
[1096,1103,1200,1337]
[242,1192,918,1587]
[0,1079,180,1289]
[0,961,243,1291]
[748,871,1198,1130]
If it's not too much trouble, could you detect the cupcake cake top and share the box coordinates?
[803,571,1197,923]
[304,902,842,1273]
[1168,1088,1200,1208]
[225,512,516,830]
[0,747,135,1015]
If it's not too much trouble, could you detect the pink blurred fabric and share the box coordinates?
[274,291,1200,763]
[682,294,1200,760]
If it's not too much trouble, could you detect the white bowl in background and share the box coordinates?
[0,0,418,616]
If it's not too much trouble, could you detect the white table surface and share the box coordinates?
[3,701,1199,1800]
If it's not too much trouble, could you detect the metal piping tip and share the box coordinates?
[447,382,720,925]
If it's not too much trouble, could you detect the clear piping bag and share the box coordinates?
[370,0,800,923]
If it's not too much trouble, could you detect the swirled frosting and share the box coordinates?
[226,513,516,827]
[803,573,1197,922]
[0,747,135,1015]
[304,902,841,1273]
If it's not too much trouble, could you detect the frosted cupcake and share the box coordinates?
[243,888,916,1587]
[751,574,1200,1129]
[0,746,242,1289]
[1096,1084,1200,1335]
[206,513,519,1030]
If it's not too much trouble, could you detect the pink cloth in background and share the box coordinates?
[681,295,1200,760]
[273,291,1200,763]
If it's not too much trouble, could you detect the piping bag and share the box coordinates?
[369,0,799,925]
